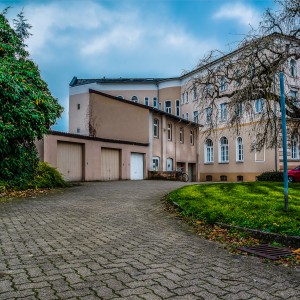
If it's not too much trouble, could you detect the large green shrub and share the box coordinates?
[256,171,283,182]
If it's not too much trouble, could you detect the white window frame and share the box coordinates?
[179,127,184,144]
[236,137,244,162]
[153,119,159,138]
[219,137,229,163]
[185,91,189,103]
[167,124,172,141]
[219,76,227,92]
[290,59,297,78]
[205,139,214,163]
[193,111,199,123]
[291,133,299,159]
[235,103,243,117]
[186,113,189,120]
[152,157,160,171]
[131,96,138,103]
[176,100,180,117]
[255,99,263,113]
[220,103,227,121]
[144,97,149,106]
[165,101,172,114]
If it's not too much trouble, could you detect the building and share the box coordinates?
[38,34,299,182]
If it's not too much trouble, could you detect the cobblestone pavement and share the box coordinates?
[0,181,299,300]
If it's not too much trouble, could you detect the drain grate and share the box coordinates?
[238,244,294,260]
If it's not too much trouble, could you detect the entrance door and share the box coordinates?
[167,158,173,171]
[130,153,144,180]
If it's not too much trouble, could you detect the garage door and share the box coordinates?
[57,142,83,181]
[100,148,120,180]
[130,153,144,180]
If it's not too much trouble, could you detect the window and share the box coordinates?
[181,93,184,104]
[179,127,184,143]
[77,104,80,110]
[185,91,189,103]
[236,137,244,162]
[193,87,197,101]
[165,101,172,114]
[76,128,80,133]
[235,103,243,117]
[182,113,185,119]
[219,137,229,162]
[289,90,298,105]
[117,95,124,99]
[205,139,214,163]
[190,130,194,145]
[206,175,212,182]
[193,111,199,123]
[152,157,160,171]
[186,113,189,120]
[206,84,212,97]
[290,59,297,77]
[291,133,299,159]
[255,99,263,113]
[220,175,227,181]
[131,96,138,103]
[219,76,227,92]
[167,124,172,141]
[159,102,162,110]
[144,97,149,106]
[205,107,212,123]
[153,97,158,108]
[220,103,228,121]
[153,119,159,138]
[237,175,243,182]
[176,100,180,117]
[234,70,241,87]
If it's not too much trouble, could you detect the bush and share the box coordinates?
[1,162,67,191]
[34,162,67,188]
[256,171,283,182]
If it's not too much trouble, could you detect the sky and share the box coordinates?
[1,0,276,132]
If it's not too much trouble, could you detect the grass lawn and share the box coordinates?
[168,182,300,237]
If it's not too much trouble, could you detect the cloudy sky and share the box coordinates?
[1,0,275,131]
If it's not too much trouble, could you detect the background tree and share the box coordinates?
[189,0,299,150]
[0,10,62,185]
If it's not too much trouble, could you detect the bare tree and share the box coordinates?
[188,0,300,150]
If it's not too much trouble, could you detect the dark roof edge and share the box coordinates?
[89,89,202,127]
[48,130,149,147]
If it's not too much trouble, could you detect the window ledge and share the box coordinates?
[236,161,244,163]
[218,162,229,164]
[204,162,214,165]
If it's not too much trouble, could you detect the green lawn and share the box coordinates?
[168,182,300,237]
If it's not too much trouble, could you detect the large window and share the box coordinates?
[165,101,172,114]
[205,139,214,163]
[291,133,299,159]
[219,76,227,92]
[153,97,158,108]
[176,100,180,117]
[219,137,229,162]
[144,97,149,106]
[193,111,199,123]
[290,59,297,78]
[153,119,159,138]
[206,107,212,123]
[167,124,172,141]
[235,103,243,117]
[220,103,227,121]
[236,137,244,162]
[186,113,189,121]
[190,130,194,145]
[152,157,160,171]
[185,91,189,103]
[179,127,184,143]
[255,99,263,113]
[131,96,138,103]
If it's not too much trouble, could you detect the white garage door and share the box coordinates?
[100,148,120,180]
[57,142,83,181]
[130,153,144,180]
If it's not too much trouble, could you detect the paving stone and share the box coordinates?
[0,181,299,300]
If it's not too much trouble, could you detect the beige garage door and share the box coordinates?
[100,148,120,180]
[57,142,83,181]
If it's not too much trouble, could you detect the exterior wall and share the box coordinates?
[199,126,277,182]
[89,93,149,144]
[69,93,90,135]
[151,112,198,180]
[37,134,149,181]
[159,86,181,115]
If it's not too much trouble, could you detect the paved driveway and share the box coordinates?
[0,181,299,300]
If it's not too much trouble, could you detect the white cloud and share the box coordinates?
[213,2,261,27]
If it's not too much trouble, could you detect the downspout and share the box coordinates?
[274,75,278,171]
